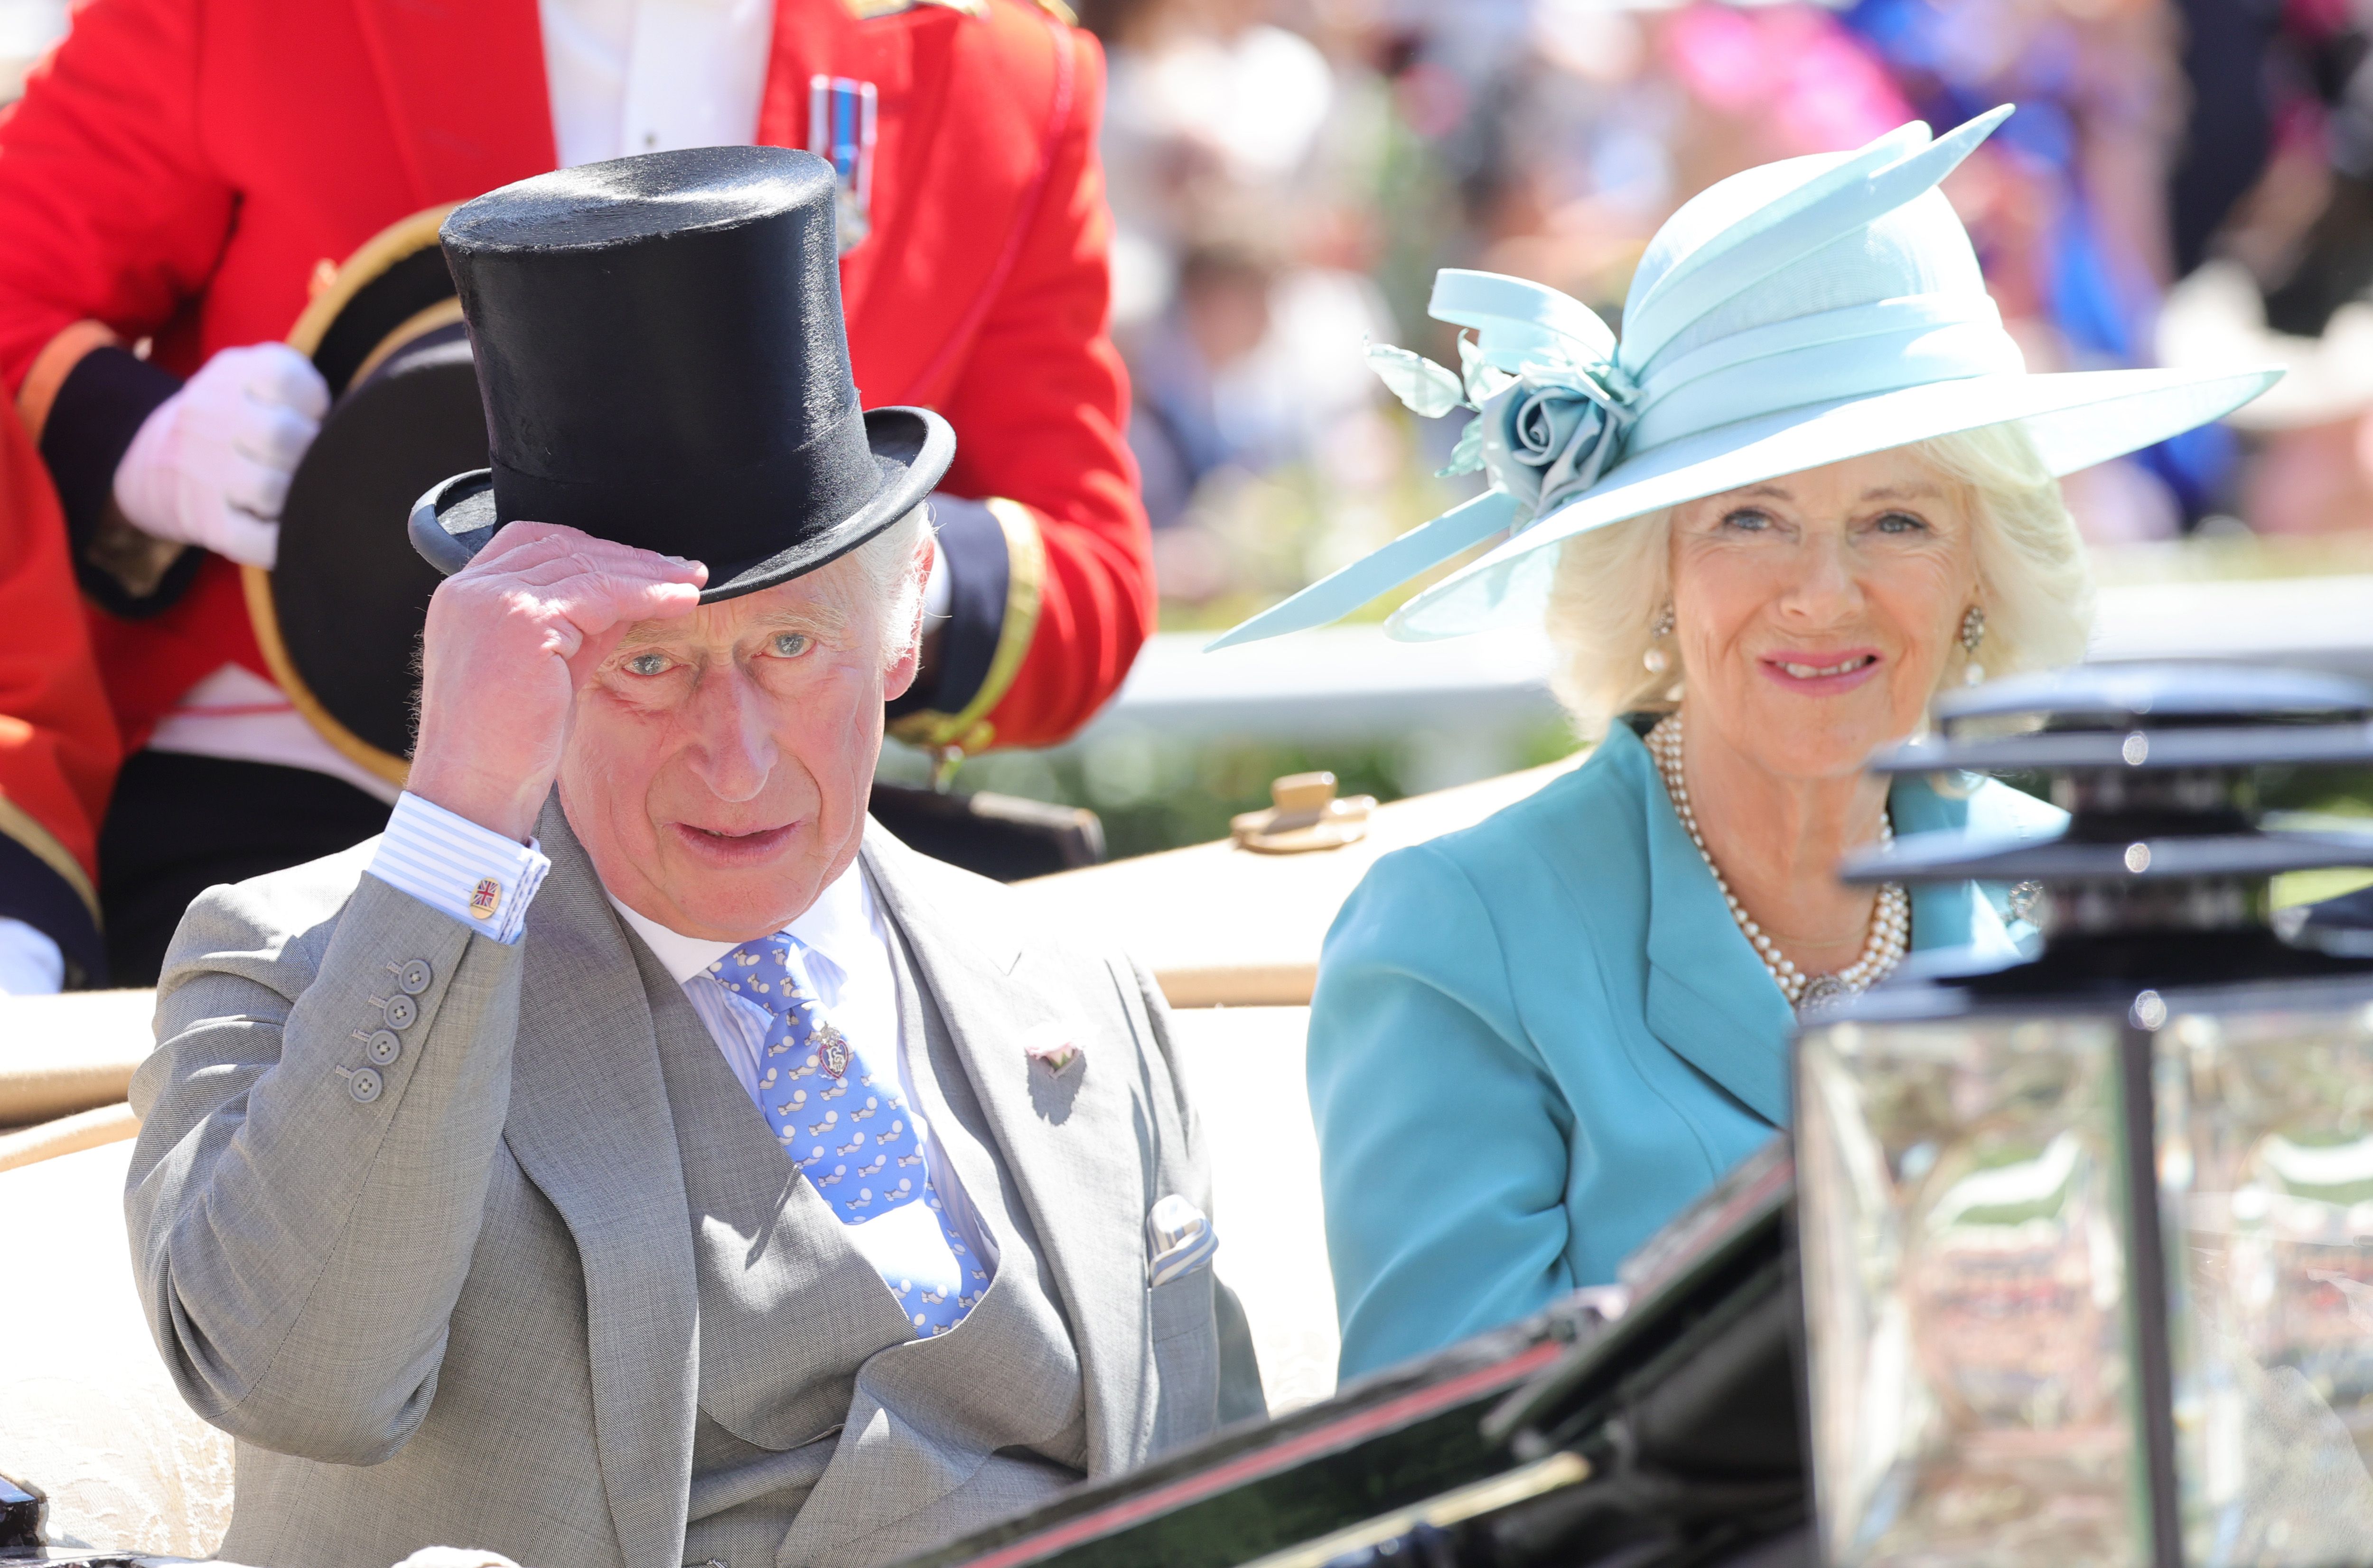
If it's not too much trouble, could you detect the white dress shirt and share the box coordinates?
[540,0,776,169]
[606,860,996,1303]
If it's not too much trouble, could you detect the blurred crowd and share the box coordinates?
[1072,0,2373,625]
[17,0,2373,615]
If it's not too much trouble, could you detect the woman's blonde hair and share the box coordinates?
[1542,422,2095,734]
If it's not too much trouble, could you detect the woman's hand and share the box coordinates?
[407,523,706,842]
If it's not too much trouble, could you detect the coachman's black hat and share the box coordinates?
[408,145,953,599]
[252,204,482,788]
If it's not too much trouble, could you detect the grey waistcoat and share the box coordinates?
[643,914,1088,1568]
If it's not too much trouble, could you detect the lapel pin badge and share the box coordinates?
[815,1020,852,1079]
[1025,1029,1082,1077]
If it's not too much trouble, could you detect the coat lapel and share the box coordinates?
[351,0,555,207]
[503,799,698,1568]
[859,828,1156,1475]
[1629,730,2069,1128]
[1616,726,1799,1128]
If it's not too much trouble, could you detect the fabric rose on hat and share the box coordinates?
[1367,331,1636,528]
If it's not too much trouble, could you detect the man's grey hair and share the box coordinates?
[842,504,934,667]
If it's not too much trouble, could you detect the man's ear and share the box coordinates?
[881,532,935,701]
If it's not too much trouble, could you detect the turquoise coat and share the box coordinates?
[1307,720,2065,1380]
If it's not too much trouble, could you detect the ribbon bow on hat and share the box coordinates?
[1211,105,2280,650]
[1369,272,1639,530]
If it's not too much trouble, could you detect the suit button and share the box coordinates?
[383,993,419,1030]
[348,1068,383,1104]
[398,959,433,995]
[366,1030,401,1066]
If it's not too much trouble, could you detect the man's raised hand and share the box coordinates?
[408,523,706,842]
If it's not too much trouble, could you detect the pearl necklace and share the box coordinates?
[1646,711,1909,1011]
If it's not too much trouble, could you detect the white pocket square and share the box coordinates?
[1145,1193,1218,1287]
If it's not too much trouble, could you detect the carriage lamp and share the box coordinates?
[1796,663,2373,1568]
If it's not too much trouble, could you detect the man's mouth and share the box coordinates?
[669,821,797,862]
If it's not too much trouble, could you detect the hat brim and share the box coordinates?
[408,404,956,603]
[1387,364,2279,640]
[2156,261,2373,430]
[1211,363,2280,651]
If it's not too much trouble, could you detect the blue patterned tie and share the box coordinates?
[715,934,980,1335]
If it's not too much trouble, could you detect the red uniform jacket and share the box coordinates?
[0,0,1150,767]
[0,411,117,981]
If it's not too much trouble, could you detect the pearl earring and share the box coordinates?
[1644,603,1676,673]
[1960,605,1987,686]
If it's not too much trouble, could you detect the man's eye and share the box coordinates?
[770,633,813,658]
[625,652,670,676]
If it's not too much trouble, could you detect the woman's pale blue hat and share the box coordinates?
[1211,107,2280,649]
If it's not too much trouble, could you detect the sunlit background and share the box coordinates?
[17,0,2373,860]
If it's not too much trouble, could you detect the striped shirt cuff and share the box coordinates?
[364,792,551,945]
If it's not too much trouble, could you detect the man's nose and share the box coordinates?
[683,667,778,802]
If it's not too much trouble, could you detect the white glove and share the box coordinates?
[112,341,329,570]
[0,916,65,993]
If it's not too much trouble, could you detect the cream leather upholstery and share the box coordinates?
[0,1140,235,1558]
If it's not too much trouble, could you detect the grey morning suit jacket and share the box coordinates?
[125,803,1250,1568]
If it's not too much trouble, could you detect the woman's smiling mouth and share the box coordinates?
[1780,654,1876,678]
[1759,650,1883,693]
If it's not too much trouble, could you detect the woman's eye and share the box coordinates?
[1719,508,1772,532]
[1875,511,1928,534]
[769,632,813,659]
[625,652,670,677]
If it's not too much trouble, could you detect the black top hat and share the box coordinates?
[408,146,953,600]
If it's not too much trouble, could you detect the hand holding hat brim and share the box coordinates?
[409,523,708,844]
